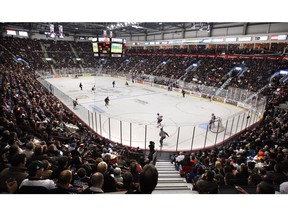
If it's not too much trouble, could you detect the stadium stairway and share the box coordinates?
[153,160,199,194]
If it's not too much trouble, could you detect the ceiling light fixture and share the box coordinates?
[107,22,138,30]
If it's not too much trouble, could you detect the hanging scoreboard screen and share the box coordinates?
[92,42,99,57]
[92,37,125,57]
[98,39,111,57]
[92,43,98,52]
[111,43,123,53]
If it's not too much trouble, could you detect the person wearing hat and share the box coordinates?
[17,160,56,194]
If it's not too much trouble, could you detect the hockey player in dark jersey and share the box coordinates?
[104,96,110,107]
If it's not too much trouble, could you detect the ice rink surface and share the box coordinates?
[46,76,250,152]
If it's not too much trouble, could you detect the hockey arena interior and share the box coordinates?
[0,22,288,196]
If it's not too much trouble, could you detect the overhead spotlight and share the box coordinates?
[107,22,139,30]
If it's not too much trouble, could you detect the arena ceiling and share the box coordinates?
[0,22,275,38]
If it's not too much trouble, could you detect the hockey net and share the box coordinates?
[210,117,225,133]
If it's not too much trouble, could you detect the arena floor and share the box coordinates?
[45,76,253,152]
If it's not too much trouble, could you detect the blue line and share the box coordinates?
[90,104,105,113]
[199,123,209,130]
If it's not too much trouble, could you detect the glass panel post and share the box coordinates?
[190,126,195,151]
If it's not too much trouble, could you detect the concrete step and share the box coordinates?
[154,160,192,193]
[158,179,186,184]
[155,185,190,190]
[156,166,175,169]
[153,189,199,194]
[156,182,189,187]
[156,163,174,166]
[156,161,173,163]
[158,173,180,177]
[156,167,176,171]
[156,163,174,167]
[158,170,179,174]
[158,176,185,180]
[156,162,174,165]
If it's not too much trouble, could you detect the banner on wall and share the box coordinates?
[213,96,224,103]
[225,99,238,106]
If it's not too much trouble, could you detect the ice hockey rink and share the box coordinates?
[44,75,258,152]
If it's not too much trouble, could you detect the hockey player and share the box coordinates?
[125,81,129,86]
[104,96,110,107]
[208,95,212,102]
[73,98,78,109]
[159,127,169,147]
[79,82,83,90]
[157,113,163,127]
[112,81,115,88]
[209,113,216,129]
[91,85,95,93]
[182,89,186,97]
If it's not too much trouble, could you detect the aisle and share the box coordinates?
[153,160,199,194]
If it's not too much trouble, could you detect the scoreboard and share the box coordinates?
[92,37,126,57]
